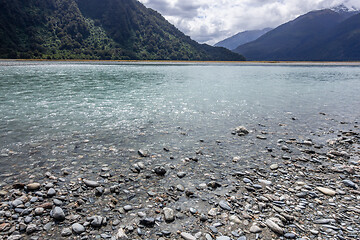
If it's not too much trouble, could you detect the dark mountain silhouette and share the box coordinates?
[215,28,272,50]
[234,7,360,61]
[0,0,244,60]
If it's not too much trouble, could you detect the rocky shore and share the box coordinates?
[0,116,359,240]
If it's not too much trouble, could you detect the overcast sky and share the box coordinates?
[138,0,360,45]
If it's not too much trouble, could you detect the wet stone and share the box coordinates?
[140,217,155,227]
[284,232,296,239]
[154,166,167,176]
[343,180,357,189]
[177,172,186,178]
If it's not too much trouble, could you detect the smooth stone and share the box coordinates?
[72,223,85,234]
[266,219,284,235]
[176,184,185,192]
[314,219,336,224]
[229,215,241,224]
[180,232,196,240]
[25,216,33,223]
[343,180,357,189]
[11,199,23,208]
[27,183,41,190]
[34,207,44,215]
[123,205,133,212]
[154,166,167,176]
[47,188,56,197]
[270,164,279,170]
[316,187,336,196]
[177,172,186,178]
[216,237,231,240]
[43,222,53,231]
[83,179,100,188]
[250,225,262,233]
[284,232,296,239]
[52,207,65,221]
[163,207,175,222]
[219,200,232,211]
[238,237,246,240]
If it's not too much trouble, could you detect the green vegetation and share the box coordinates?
[0,0,245,61]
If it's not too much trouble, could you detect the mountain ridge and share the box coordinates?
[0,0,245,61]
[214,28,272,50]
[234,8,360,61]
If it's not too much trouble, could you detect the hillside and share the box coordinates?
[307,13,360,61]
[234,8,359,61]
[215,28,272,50]
[0,0,244,61]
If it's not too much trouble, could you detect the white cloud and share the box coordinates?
[138,0,360,45]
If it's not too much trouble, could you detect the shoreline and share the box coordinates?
[0,118,359,240]
[1,59,360,66]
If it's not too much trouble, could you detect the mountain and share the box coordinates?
[215,28,272,50]
[307,13,360,61]
[0,0,244,61]
[234,7,360,61]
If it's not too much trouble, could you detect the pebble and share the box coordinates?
[177,172,186,178]
[72,223,85,234]
[154,166,167,176]
[216,237,231,240]
[343,180,357,189]
[316,187,336,196]
[47,188,56,197]
[163,207,175,222]
[180,232,197,240]
[113,228,128,239]
[250,225,262,233]
[27,183,41,190]
[219,200,232,211]
[266,219,284,235]
[83,179,100,187]
[52,207,65,221]
[26,224,37,234]
[270,164,278,170]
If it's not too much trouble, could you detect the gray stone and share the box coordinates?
[216,237,231,240]
[61,228,72,237]
[177,172,186,178]
[180,232,196,240]
[89,215,103,228]
[235,126,249,135]
[52,207,65,221]
[72,223,85,234]
[123,205,133,212]
[11,199,23,208]
[26,224,37,234]
[83,179,100,188]
[154,166,166,176]
[219,200,232,211]
[343,180,357,189]
[47,188,56,197]
[34,207,44,215]
[250,225,262,233]
[266,219,284,235]
[138,149,150,157]
[163,207,174,222]
[112,228,128,240]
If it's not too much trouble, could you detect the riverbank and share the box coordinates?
[0,115,359,240]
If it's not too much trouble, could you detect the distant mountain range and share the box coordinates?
[234,5,360,61]
[0,0,244,61]
[214,28,272,50]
